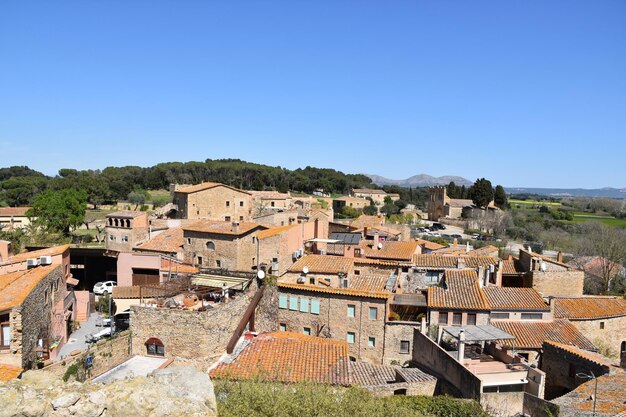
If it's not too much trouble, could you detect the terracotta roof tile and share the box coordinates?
[0,364,22,382]
[353,258,406,267]
[0,244,69,266]
[483,287,549,311]
[553,297,626,320]
[183,220,265,236]
[210,332,350,384]
[277,274,391,299]
[413,255,459,269]
[462,256,499,268]
[288,255,353,274]
[175,182,250,195]
[0,207,30,217]
[0,265,59,310]
[359,241,419,261]
[352,189,387,195]
[136,228,185,254]
[160,259,198,274]
[492,319,596,350]
[544,341,617,368]
[501,259,525,275]
[553,369,626,415]
[427,269,489,311]
[349,215,384,229]
[106,211,146,218]
[415,239,446,251]
[257,224,298,240]
[349,362,435,386]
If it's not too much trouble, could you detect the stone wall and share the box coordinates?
[522,393,560,417]
[174,186,252,221]
[255,284,279,333]
[480,392,525,417]
[383,321,418,366]
[42,331,131,381]
[184,229,258,271]
[569,315,626,359]
[130,293,251,366]
[275,287,388,364]
[529,270,584,297]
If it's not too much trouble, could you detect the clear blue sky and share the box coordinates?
[1,1,625,188]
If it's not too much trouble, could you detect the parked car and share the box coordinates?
[93,281,116,295]
[451,234,462,239]
[472,234,480,240]
[85,327,111,343]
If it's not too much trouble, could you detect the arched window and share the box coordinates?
[125,219,131,228]
[206,241,215,250]
[145,337,165,356]
[621,341,626,354]
[114,218,119,227]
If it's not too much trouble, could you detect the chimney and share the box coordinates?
[457,330,466,363]
[374,232,380,243]
[478,266,485,287]
[466,242,470,252]
[557,251,563,263]
[231,221,239,233]
[363,227,368,239]
[0,240,13,262]
[453,238,458,246]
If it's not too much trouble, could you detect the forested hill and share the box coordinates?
[0,159,377,207]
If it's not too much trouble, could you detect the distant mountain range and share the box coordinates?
[367,174,474,188]
[367,174,626,198]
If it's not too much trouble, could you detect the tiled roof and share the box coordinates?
[544,341,616,368]
[520,248,571,269]
[288,255,353,274]
[353,258,406,267]
[349,215,384,229]
[553,369,626,416]
[175,182,250,195]
[447,198,473,208]
[136,228,185,254]
[160,259,198,274]
[413,255,459,269]
[0,244,69,266]
[277,275,391,299]
[0,364,22,382]
[0,265,59,310]
[360,241,419,261]
[210,332,350,385]
[462,256,499,268]
[492,319,596,350]
[249,191,291,200]
[183,220,265,236]
[349,362,436,386]
[353,189,386,195]
[0,207,30,217]
[427,269,489,311]
[553,297,626,320]
[501,259,525,275]
[106,211,145,218]
[415,239,446,251]
[483,287,549,311]
[468,245,500,256]
[257,224,297,240]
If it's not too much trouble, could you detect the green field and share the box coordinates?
[571,214,626,228]
[509,199,561,207]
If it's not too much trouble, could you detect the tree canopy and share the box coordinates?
[27,189,87,236]
[469,178,494,208]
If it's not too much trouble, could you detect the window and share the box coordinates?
[239,201,244,207]
[225,216,231,222]
[239,216,244,221]
[186,238,191,245]
[206,241,215,250]
[347,304,356,318]
[491,312,510,320]
[44,290,49,305]
[300,298,309,313]
[369,307,378,320]
[521,313,543,320]
[354,270,360,275]
[303,327,311,335]
[1,314,9,348]
[368,337,376,347]
[252,237,256,244]
[279,294,288,309]
[400,340,410,354]
[600,322,605,330]
[426,271,439,283]
[467,313,477,326]
[279,323,287,332]
[109,235,114,241]
[289,297,298,311]
[438,312,448,325]
[347,332,355,344]
[452,313,462,325]
[271,201,275,207]
[123,236,129,242]
[311,300,320,315]
[226,201,230,207]
[145,338,165,356]
[197,256,203,266]
[309,277,315,285]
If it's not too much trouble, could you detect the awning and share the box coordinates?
[482,379,528,387]
[192,274,252,290]
[443,325,515,342]
[305,238,342,243]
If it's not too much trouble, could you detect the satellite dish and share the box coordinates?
[377,242,383,250]
[257,270,266,280]
[303,266,309,274]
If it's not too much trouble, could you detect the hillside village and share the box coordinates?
[0,180,624,417]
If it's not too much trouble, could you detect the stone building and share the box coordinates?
[332,196,370,213]
[541,340,622,401]
[105,211,149,253]
[552,296,626,360]
[427,186,474,221]
[182,220,267,271]
[257,221,319,276]
[171,182,252,221]
[0,207,32,231]
[249,190,292,215]
[352,189,398,206]
[0,265,65,369]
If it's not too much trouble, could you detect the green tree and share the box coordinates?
[127,190,147,210]
[363,199,378,215]
[494,185,508,208]
[469,178,494,208]
[28,189,87,236]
